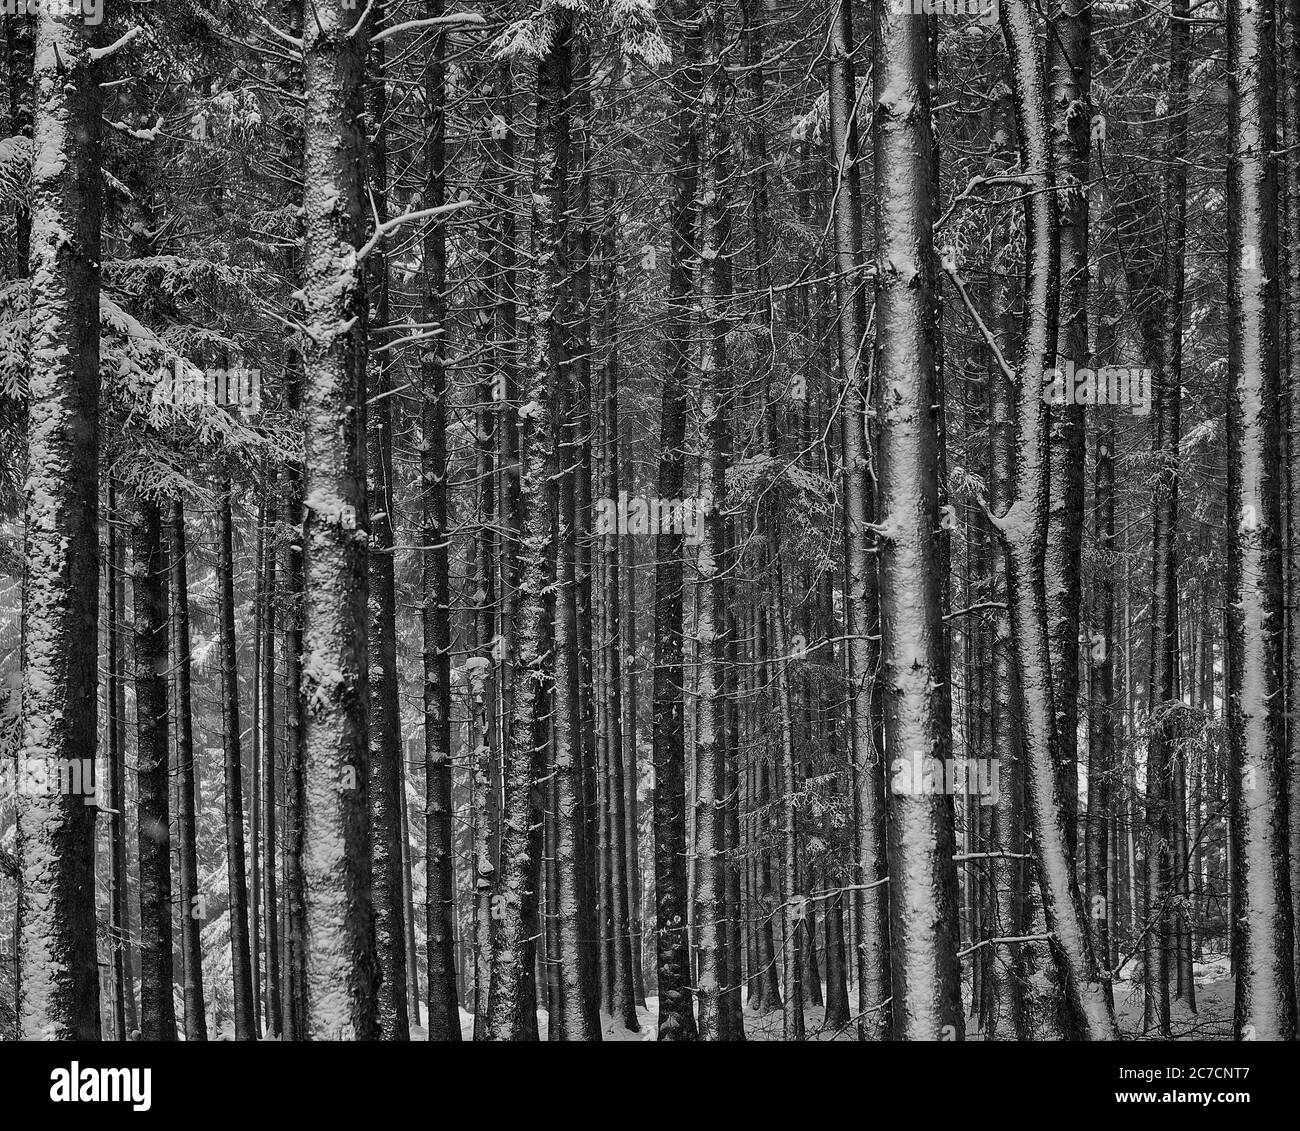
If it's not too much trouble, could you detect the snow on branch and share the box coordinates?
[346,0,378,37]
[370,13,487,45]
[356,200,475,262]
[0,136,32,207]
[258,15,304,51]
[106,117,165,142]
[89,27,143,63]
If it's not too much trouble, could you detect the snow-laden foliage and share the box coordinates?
[725,453,835,570]
[0,280,284,498]
[0,136,31,208]
[497,0,670,67]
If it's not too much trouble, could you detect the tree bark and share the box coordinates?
[169,498,207,1039]
[872,0,963,1040]
[16,5,101,1043]
[827,0,889,1040]
[1225,0,1298,1042]
[1044,0,1092,868]
[994,0,1117,1040]
[217,477,257,1040]
[132,494,176,1041]
[365,6,410,1041]
[298,0,378,1039]
[651,0,703,1042]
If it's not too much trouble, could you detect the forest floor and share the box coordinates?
[407,955,1235,1040]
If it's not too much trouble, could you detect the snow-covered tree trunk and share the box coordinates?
[418,0,461,1043]
[1085,276,1117,1014]
[169,498,207,1040]
[298,0,378,1040]
[276,0,309,1040]
[1282,0,1300,1000]
[1225,0,1298,1042]
[651,0,703,1042]
[621,457,647,1007]
[364,6,410,1041]
[766,552,805,1039]
[871,0,963,1040]
[1044,0,1091,866]
[528,19,598,1042]
[986,92,1028,1037]
[1166,13,1196,985]
[568,45,601,1032]
[16,5,101,1043]
[469,119,500,1040]
[736,0,783,1021]
[826,0,889,1040]
[106,482,132,1041]
[132,494,176,1041]
[485,8,583,1044]
[259,486,283,1038]
[692,0,736,1042]
[596,68,640,1033]
[281,350,308,1040]
[218,475,257,1040]
[996,0,1117,1040]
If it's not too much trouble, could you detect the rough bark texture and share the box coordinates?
[1045,0,1092,866]
[694,0,738,1042]
[298,0,378,1040]
[132,494,176,1041]
[1225,0,1298,1042]
[169,498,207,1039]
[827,0,889,1041]
[218,478,257,1041]
[872,1,963,1041]
[1283,0,1300,1002]
[651,0,702,1042]
[16,7,101,1043]
[996,0,1116,1040]
[365,10,410,1041]
[419,0,461,1043]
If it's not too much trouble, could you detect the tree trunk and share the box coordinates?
[872,1,963,1040]
[1225,0,1298,1042]
[365,8,410,1041]
[218,476,257,1041]
[132,495,176,1041]
[1044,0,1092,868]
[419,0,461,1042]
[693,0,738,1041]
[298,0,378,1039]
[651,0,703,1042]
[107,482,131,1041]
[261,487,283,1037]
[169,498,207,1039]
[827,0,889,1041]
[16,5,101,1043]
[994,0,1116,1040]
[597,102,640,1032]
[1282,0,1300,1004]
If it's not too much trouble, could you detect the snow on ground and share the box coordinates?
[1112,954,1235,1040]
[421,957,1238,1040]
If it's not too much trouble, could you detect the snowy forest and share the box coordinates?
[0,0,1297,1045]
